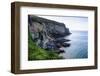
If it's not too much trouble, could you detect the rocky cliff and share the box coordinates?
[28,15,71,50]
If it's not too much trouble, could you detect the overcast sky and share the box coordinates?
[38,15,88,31]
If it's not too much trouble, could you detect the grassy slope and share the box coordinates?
[28,31,62,60]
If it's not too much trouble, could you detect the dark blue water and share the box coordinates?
[60,31,88,59]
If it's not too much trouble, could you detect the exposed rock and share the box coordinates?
[61,43,70,47]
[28,15,71,52]
[28,15,71,39]
[54,38,70,43]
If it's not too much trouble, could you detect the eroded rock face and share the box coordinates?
[28,15,71,49]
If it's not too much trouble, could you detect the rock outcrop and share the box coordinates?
[28,15,71,52]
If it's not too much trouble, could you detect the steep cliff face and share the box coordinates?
[28,15,71,38]
[28,15,71,49]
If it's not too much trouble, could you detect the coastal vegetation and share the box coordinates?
[28,31,63,60]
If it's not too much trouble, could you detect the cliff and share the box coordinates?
[28,15,71,38]
[28,15,71,49]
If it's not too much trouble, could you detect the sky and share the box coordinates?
[38,15,88,31]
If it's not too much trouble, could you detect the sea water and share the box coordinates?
[60,31,88,59]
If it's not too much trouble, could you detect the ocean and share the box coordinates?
[60,31,88,59]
